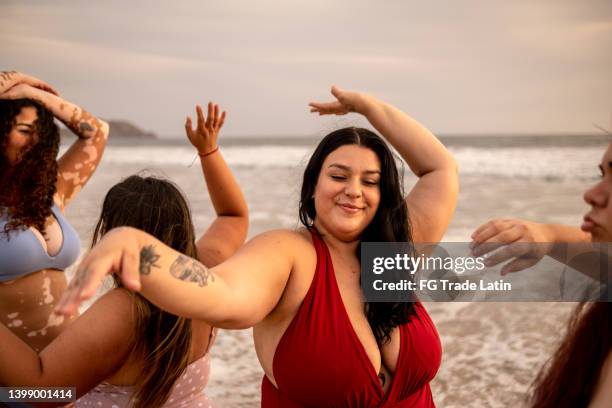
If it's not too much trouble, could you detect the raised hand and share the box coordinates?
[185,102,226,156]
[309,85,370,116]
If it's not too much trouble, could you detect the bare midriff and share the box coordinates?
[0,269,74,352]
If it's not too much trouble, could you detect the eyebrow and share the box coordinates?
[328,163,381,175]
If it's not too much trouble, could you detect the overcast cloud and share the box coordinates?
[2,0,611,137]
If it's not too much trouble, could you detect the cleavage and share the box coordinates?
[29,213,63,257]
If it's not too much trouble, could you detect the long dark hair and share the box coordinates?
[529,302,612,407]
[92,174,198,408]
[0,99,59,235]
[299,127,416,344]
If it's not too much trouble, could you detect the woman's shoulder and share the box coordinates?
[251,228,314,248]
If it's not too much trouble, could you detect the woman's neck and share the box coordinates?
[312,220,360,255]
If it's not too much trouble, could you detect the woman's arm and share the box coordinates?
[0,289,135,405]
[0,82,109,208]
[309,86,458,242]
[185,102,248,267]
[469,219,609,279]
[57,227,298,328]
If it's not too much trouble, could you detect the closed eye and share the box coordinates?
[331,175,347,181]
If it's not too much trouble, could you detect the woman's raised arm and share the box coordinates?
[0,80,109,208]
[185,102,249,267]
[57,227,298,329]
[309,86,459,242]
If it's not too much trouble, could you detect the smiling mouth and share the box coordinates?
[337,203,364,213]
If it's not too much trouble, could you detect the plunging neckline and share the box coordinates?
[319,232,404,401]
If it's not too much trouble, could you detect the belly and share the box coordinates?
[0,270,74,351]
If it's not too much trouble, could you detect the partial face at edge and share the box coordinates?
[4,107,39,165]
[582,143,612,242]
[313,144,381,241]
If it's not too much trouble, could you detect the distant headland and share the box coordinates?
[60,120,158,140]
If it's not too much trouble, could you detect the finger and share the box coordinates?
[483,243,527,267]
[120,249,141,291]
[471,221,494,240]
[196,105,205,131]
[471,227,522,257]
[471,220,504,243]
[331,85,342,100]
[218,111,226,129]
[206,102,213,128]
[78,261,108,300]
[56,269,85,315]
[212,104,219,128]
[38,82,60,96]
[184,116,195,141]
[501,257,538,275]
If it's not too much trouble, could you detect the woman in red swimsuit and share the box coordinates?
[58,86,458,407]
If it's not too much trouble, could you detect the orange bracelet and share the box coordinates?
[198,146,219,158]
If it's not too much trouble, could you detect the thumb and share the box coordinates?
[330,85,343,100]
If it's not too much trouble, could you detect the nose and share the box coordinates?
[344,177,362,198]
[584,180,608,208]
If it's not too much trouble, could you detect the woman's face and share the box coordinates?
[4,107,39,165]
[313,144,381,241]
[582,143,612,242]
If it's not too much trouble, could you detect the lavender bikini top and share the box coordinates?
[0,204,81,281]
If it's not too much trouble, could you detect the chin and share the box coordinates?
[591,231,612,243]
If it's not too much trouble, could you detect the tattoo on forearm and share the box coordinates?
[68,107,104,140]
[79,122,94,132]
[139,245,161,275]
[170,255,215,287]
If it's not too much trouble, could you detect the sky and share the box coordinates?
[2,0,611,138]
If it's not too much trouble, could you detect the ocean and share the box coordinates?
[62,134,608,407]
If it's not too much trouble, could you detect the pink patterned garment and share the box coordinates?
[76,353,215,408]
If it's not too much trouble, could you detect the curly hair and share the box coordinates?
[0,98,59,235]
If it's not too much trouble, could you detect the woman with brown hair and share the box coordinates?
[470,143,612,407]
[0,102,248,407]
[57,86,458,406]
[0,71,109,351]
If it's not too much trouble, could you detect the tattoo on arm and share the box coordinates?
[170,255,215,287]
[139,245,161,275]
[79,122,94,133]
[68,107,104,140]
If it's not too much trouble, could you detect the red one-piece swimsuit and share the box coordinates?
[262,229,442,407]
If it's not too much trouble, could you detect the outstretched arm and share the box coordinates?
[470,218,610,281]
[0,289,135,405]
[309,86,458,242]
[185,102,248,267]
[57,227,297,329]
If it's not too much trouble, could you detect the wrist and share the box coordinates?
[198,146,219,158]
[358,94,379,117]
